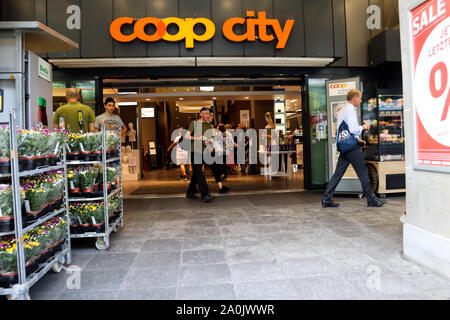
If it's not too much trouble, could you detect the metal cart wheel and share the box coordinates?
[358,193,363,199]
[379,193,387,199]
[95,237,108,250]
[113,224,119,233]
[52,262,63,273]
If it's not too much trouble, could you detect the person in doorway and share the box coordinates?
[94,97,128,134]
[53,88,96,133]
[322,89,387,208]
[217,123,238,181]
[168,127,190,181]
[184,107,215,202]
[206,110,230,194]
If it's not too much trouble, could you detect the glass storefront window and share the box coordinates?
[308,78,328,186]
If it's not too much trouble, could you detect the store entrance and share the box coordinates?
[102,78,306,197]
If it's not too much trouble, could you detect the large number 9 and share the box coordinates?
[429,61,450,121]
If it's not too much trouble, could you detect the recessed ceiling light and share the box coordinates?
[245,97,249,99]
[146,99,150,101]
[212,97,217,100]
[179,98,184,100]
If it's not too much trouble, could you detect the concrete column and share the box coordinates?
[399,0,450,279]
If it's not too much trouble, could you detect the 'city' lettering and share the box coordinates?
[222,11,295,49]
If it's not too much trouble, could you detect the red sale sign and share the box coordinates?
[411,0,450,169]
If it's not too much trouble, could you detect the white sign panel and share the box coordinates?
[328,81,356,97]
[38,58,51,82]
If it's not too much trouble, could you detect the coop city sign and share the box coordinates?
[110,11,295,49]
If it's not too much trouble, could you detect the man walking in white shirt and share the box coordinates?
[322,89,387,208]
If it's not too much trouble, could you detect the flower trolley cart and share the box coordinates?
[67,122,123,251]
[0,112,71,300]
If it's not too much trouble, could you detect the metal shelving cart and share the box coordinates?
[0,112,71,300]
[67,123,124,250]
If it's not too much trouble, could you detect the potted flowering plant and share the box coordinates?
[79,169,96,193]
[0,126,11,173]
[32,128,50,167]
[91,202,105,232]
[106,167,118,190]
[0,185,14,233]
[17,129,38,171]
[106,131,120,158]
[50,129,68,165]
[41,130,59,166]
[68,168,81,194]
[66,134,82,160]
[23,183,49,221]
[69,204,82,234]
[79,204,92,232]
[78,134,91,161]
[0,236,18,286]
[85,132,102,161]
[38,172,65,210]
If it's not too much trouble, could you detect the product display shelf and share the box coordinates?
[68,123,123,251]
[0,112,71,300]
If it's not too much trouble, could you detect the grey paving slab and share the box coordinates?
[234,279,300,300]
[104,239,146,253]
[229,261,286,283]
[79,269,129,291]
[178,264,231,287]
[182,249,226,266]
[278,257,338,278]
[292,275,363,300]
[183,236,224,250]
[84,253,137,271]
[132,251,181,269]
[57,289,117,300]
[223,235,267,248]
[176,284,236,300]
[141,239,183,252]
[69,253,95,269]
[28,271,70,294]
[123,266,179,289]
[225,244,278,264]
[115,287,176,300]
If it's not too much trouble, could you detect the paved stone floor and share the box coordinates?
[29,192,450,300]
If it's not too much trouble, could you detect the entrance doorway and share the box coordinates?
[101,78,306,197]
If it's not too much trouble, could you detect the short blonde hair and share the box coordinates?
[346,89,362,101]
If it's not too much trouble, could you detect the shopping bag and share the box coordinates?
[336,120,359,153]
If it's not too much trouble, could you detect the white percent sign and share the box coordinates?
[414,16,450,146]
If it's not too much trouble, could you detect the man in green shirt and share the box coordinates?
[185,107,215,202]
[53,88,96,133]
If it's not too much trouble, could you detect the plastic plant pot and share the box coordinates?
[70,224,80,234]
[90,151,102,162]
[0,272,18,288]
[67,152,80,161]
[19,157,36,171]
[81,151,91,161]
[0,216,14,232]
[82,187,94,193]
[0,158,11,174]
[43,155,50,166]
[92,222,105,233]
[36,155,46,167]
[79,224,90,233]
[49,154,58,166]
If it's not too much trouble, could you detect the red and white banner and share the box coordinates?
[411,0,450,168]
